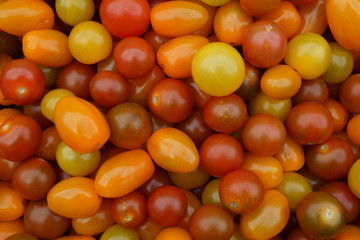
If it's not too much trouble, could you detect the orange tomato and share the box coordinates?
[157,35,209,78]
[326,0,360,50]
[22,29,73,68]
[0,156,19,181]
[0,0,54,36]
[156,227,192,240]
[347,114,360,146]
[323,98,350,133]
[213,1,253,46]
[54,96,110,153]
[47,177,102,218]
[294,0,327,36]
[94,149,155,198]
[240,189,290,240]
[0,219,27,240]
[54,236,96,240]
[147,127,200,173]
[334,224,360,240]
[150,1,209,37]
[0,181,25,221]
[274,135,305,172]
[0,108,22,126]
[241,153,284,190]
[185,0,217,37]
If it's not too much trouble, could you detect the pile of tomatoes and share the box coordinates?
[1,0,360,239]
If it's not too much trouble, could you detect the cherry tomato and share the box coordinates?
[168,166,210,190]
[0,220,27,240]
[240,0,281,17]
[100,224,140,240]
[136,217,164,240]
[156,227,192,240]
[177,189,202,229]
[137,166,172,198]
[0,181,25,221]
[95,149,155,198]
[294,0,327,36]
[348,159,360,198]
[334,224,360,240]
[291,78,329,105]
[55,0,95,26]
[5,233,38,240]
[0,156,19,181]
[40,88,75,122]
[339,74,360,114]
[235,61,261,101]
[274,135,305,172]
[0,32,21,57]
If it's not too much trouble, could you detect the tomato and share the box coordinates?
[241,153,283,190]
[23,98,53,129]
[201,178,224,207]
[100,0,150,38]
[54,96,110,153]
[240,0,281,17]
[182,77,211,109]
[72,198,114,236]
[296,191,345,239]
[147,127,199,173]
[219,169,265,215]
[147,185,188,227]
[189,204,234,240]
[294,0,327,36]
[68,21,112,64]
[340,74,360,114]
[185,0,217,37]
[241,114,287,156]
[200,133,243,177]
[22,29,73,68]
[286,101,333,145]
[0,114,42,162]
[157,227,192,240]
[106,103,153,149]
[0,108,21,128]
[0,156,19,181]
[95,149,155,198]
[100,224,140,240]
[258,1,300,38]
[136,217,164,240]
[274,135,305,172]
[286,227,313,240]
[177,189,202,229]
[275,172,312,211]
[242,20,287,68]
[0,181,25,221]
[5,233,38,240]
[147,78,194,123]
[305,136,354,181]
[54,237,96,240]
[137,166,172,198]
[55,0,95,26]
[1,58,45,105]
[41,89,75,122]
[0,0,54,36]
[334,224,360,240]
[321,181,360,223]
[157,35,209,78]
[240,190,290,240]
[150,1,209,37]
[200,0,230,7]
[0,220,27,240]
[348,159,360,198]
[191,42,245,97]
[168,166,210,190]
[0,32,21,58]
[326,0,360,50]
[114,37,155,79]
[213,1,253,46]
[291,78,329,105]
[202,93,247,133]
[47,177,102,218]
[111,191,147,228]
[260,64,301,100]
[23,199,70,239]
[235,61,261,101]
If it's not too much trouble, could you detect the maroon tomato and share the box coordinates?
[0,59,45,105]
[292,78,329,105]
[137,166,172,198]
[339,74,360,113]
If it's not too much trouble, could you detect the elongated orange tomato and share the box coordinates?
[147,127,199,173]
[95,149,155,198]
[23,29,73,68]
[150,1,209,37]
[157,35,209,78]
[274,135,305,172]
[54,96,110,153]
[0,0,54,36]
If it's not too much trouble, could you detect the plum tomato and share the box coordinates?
[274,135,305,172]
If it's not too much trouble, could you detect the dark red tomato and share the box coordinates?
[0,115,42,162]
[176,109,215,148]
[112,190,147,228]
[286,101,333,145]
[106,103,153,149]
[241,114,287,156]
[12,157,56,200]
[0,32,21,58]
[23,199,70,239]
[137,166,172,198]
[23,98,53,130]
[189,204,234,240]
[56,61,95,100]
[136,217,164,240]
[113,37,155,79]
[147,185,188,227]
[292,78,329,105]
[0,157,19,181]
[218,169,265,215]
[150,113,175,132]
[35,126,62,162]
[147,78,194,123]
[242,20,287,68]
[290,0,318,6]
[0,59,45,105]
[296,191,345,239]
[339,74,360,113]
[89,70,129,108]
[100,0,150,38]
[321,181,360,223]
[202,93,247,134]
[235,61,261,101]
[199,133,243,178]
[183,77,211,110]
[305,136,354,181]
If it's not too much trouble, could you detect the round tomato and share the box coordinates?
[157,227,192,240]
[55,0,95,26]
[0,181,25,222]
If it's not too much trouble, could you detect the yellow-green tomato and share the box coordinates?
[56,141,101,177]
[201,0,231,6]
[284,33,332,80]
[100,224,139,240]
[56,0,95,26]
[40,88,75,122]
[69,21,112,64]
[191,42,245,96]
[348,159,360,198]
[322,42,354,84]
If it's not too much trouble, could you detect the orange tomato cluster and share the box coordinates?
[1,0,360,239]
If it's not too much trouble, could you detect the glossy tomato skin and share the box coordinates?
[1,59,45,105]
[100,0,150,38]
[0,181,25,222]
[339,74,360,114]
[0,157,19,181]
[55,0,95,26]
[292,78,329,106]
[0,114,42,162]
